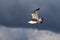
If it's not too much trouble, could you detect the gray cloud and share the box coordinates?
[0,25,60,40]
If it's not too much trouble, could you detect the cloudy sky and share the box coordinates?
[0,0,60,40]
[0,25,60,40]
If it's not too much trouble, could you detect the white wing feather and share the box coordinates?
[31,11,38,20]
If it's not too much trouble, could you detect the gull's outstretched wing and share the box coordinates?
[31,8,40,20]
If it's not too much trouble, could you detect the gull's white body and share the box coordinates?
[28,18,43,24]
[28,20,37,24]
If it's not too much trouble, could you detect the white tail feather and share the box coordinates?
[38,18,44,23]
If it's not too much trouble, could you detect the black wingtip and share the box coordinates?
[32,8,40,13]
[35,8,40,11]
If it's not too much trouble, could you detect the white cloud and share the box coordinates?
[27,29,60,40]
[0,25,60,40]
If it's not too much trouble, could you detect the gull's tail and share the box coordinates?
[38,18,44,23]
